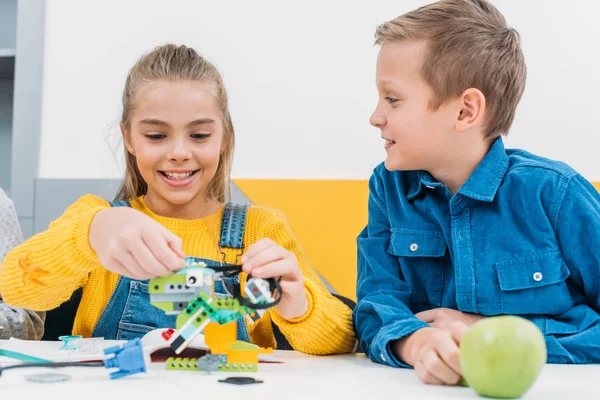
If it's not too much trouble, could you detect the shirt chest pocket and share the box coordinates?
[388,229,447,308]
[495,251,573,315]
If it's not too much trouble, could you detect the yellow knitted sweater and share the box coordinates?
[0,195,356,355]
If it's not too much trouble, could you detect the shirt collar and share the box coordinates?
[406,137,509,202]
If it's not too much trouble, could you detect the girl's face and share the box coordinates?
[123,80,224,217]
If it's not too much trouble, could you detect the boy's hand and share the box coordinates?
[395,322,469,385]
[416,308,484,329]
[90,207,186,280]
[241,238,308,320]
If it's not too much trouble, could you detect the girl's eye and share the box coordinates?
[145,133,166,141]
[385,96,399,104]
[191,133,210,140]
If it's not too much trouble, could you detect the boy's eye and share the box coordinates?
[385,96,399,104]
[145,133,166,141]
[191,133,211,140]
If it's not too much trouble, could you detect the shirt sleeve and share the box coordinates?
[537,174,600,363]
[353,168,428,368]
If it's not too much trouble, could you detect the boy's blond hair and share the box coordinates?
[116,44,235,203]
[376,0,526,137]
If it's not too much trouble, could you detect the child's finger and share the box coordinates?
[250,259,295,280]
[422,349,461,385]
[130,235,173,277]
[242,244,287,272]
[124,250,156,280]
[109,253,147,280]
[450,321,469,344]
[435,332,462,376]
[141,230,184,274]
[414,358,445,385]
[415,309,436,323]
[162,228,186,261]
[241,239,276,263]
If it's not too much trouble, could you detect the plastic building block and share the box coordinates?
[165,356,257,373]
[166,357,203,371]
[195,354,223,373]
[148,259,283,374]
[204,321,237,355]
[103,339,147,379]
[166,355,224,373]
[58,335,82,350]
[218,377,263,385]
[244,278,274,304]
[218,362,258,372]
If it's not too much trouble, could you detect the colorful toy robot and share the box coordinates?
[148,259,281,373]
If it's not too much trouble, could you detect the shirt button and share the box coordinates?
[409,243,419,252]
[380,353,387,363]
[533,272,543,282]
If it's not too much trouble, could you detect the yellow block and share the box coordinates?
[593,182,600,192]
[234,179,369,301]
[227,349,259,364]
[204,321,237,354]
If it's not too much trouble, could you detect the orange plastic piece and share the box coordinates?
[204,321,237,354]
[227,349,259,364]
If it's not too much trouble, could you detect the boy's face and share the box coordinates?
[371,40,457,172]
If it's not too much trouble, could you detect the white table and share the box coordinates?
[1,342,599,399]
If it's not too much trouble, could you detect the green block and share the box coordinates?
[211,298,240,310]
[218,362,258,372]
[166,357,200,371]
[230,341,259,350]
[151,301,174,313]
[177,293,212,327]
[165,357,258,373]
[149,274,187,294]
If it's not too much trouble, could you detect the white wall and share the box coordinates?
[38,0,600,180]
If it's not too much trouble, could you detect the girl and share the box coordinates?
[0,44,356,355]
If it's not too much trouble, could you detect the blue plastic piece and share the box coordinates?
[58,335,82,350]
[103,339,147,379]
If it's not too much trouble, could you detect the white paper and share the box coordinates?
[0,338,125,365]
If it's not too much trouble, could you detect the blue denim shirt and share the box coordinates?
[354,138,600,367]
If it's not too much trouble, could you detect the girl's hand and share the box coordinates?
[241,238,308,320]
[90,207,186,280]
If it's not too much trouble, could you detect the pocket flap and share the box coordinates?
[388,229,447,257]
[496,251,570,291]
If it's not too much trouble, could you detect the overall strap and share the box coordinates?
[219,202,250,250]
[109,200,131,208]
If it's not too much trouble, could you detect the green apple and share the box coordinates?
[459,316,547,399]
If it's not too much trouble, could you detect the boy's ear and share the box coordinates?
[456,88,486,134]
[120,122,135,156]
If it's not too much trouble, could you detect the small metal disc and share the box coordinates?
[25,373,72,383]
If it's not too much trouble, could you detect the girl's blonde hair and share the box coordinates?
[115,44,234,203]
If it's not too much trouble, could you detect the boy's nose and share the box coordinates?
[370,112,386,128]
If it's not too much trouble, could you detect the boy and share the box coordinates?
[354,0,600,386]
[0,187,45,339]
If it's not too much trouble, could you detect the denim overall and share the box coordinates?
[91,201,251,342]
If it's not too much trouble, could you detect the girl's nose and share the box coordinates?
[169,138,191,161]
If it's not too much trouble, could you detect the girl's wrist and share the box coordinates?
[276,285,309,320]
